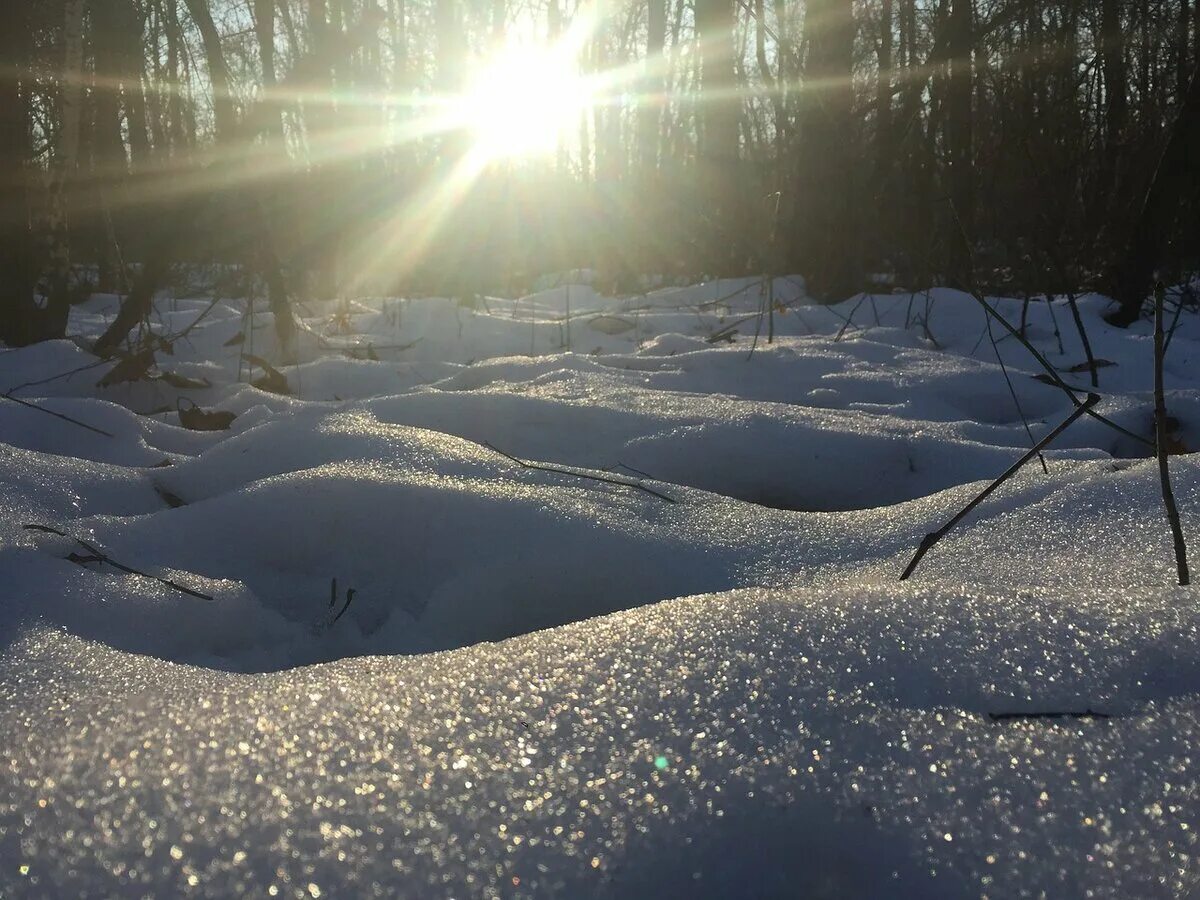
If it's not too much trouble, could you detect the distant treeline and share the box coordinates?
[1,0,1198,346]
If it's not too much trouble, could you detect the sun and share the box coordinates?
[458,45,593,159]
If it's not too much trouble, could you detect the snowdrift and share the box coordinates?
[1,280,1199,895]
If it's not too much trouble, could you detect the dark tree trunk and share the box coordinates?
[640,0,666,178]
[876,0,894,180]
[695,0,741,270]
[92,0,131,293]
[945,0,974,287]
[117,1,152,173]
[255,0,284,144]
[1181,0,1193,102]
[791,0,856,298]
[0,1,40,346]
[1107,61,1200,326]
[182,0,236,142]
[1102,0,1128,156]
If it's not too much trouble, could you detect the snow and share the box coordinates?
[1,280,1199,896]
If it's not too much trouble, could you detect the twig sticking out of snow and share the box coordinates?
[1153,283,1190,586]
[899,393,1100,581]
[963,289,1152,451]
[0,392,113,437]
[1064,292,1099,389]
[1162,282,1195,357]
[23,523,214,601]
[706,314,757,344]
[2,357,111,395]
[482,442,676,504]
[325,578,357,626]
[983,313,1048,475]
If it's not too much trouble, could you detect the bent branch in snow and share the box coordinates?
[899,393,1100,581]
[0,392,113,437]
[23,524,214,601]
[1153,283,1190,586]
[483,442,676,503]
[963,289,1152,451]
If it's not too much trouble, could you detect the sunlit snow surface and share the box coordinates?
[1,280,1199,896]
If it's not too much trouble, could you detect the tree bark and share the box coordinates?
[1107,61,1200,326]
[255,0,285,144]
[46,0,87,338]
[0,1,39,346]
[1101,0,1128,156]
[640,0,666,178]
[791,0,856,298]
[182,0,236,143]
[92,0,130,293]
[945,0,974,287]
[695,0,741,270]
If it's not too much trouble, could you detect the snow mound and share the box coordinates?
[3,280,1200,895]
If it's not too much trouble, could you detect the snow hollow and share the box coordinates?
[2,280,1199,897]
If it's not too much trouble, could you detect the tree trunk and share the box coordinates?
[46,0,87,338]
[92,0,130,293]
[945,0,974,287]
[791,0,856,298]
[255,0,284,144]
[1102,0,1128,156]
[695,0,741,271]
[1107,61,1200,326]
[1180,0,1192,101]
[165,0,187,155]
[0,1,40,346]
[182,0,236,143]
[875,0,894,181]
[118,1,152,173]
[640,0,666,178]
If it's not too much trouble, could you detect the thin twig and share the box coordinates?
[964,290,1153,449]
[835,294,868,342]
[3,357,112,395]
[747,280,767,360]
[23,523,214,601]
[693,276,767,312]
[987,314,1048,474]
[944,203,1146,447]
[330,588,356,624]
[1064,291,1099,388]
[483,442,676,503]
[707,313,759,343]
[609,461,656,480]
[1153,283,1190,585]
[1045,293,1065,355]
[1163,281,1194,357]
[899,393,1100,580]
[0,393,113,437]
[988,709,1111,721]
[167,293,225,343]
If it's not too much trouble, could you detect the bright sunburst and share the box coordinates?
[457,45,593,159]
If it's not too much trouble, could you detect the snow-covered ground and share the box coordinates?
[1,278,1198,896]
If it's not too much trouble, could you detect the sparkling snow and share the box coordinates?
[1,280,1198,896]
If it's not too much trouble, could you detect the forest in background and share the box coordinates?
[1,0,1198,349]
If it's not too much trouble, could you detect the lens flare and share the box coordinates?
[458,45,593,159]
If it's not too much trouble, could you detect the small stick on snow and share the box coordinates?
[988,709,1111,721]
[482,442,676,503]
[963,289,1152,450]
[1153,283,1190,585]
[985,314,1049,475]
[3,357,112,395]
[1,393,114,437]
[1064,291,1099,388]
[899,393,1100,581]
[23,523,214,601]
